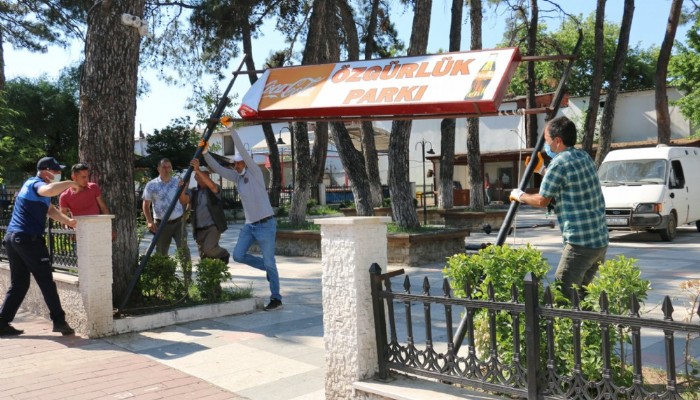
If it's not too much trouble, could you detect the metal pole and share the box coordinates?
[495,29,584,246]
[421,143,427,225]
[453,29,584,353]
[291,129,295,189]
[118,54,249,312]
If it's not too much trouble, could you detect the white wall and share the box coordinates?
[136,88,693,192]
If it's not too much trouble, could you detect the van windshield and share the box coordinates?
[598,159,667,185]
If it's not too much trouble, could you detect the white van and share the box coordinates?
[598,145,700,241]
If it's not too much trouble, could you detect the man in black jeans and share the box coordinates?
[0,157,80,336]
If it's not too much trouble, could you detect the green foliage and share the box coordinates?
[143,117,200,174]
[443,244,550,301]
[669,18,700,135]
[277,220,320,231]
[195,258,232,301]
[443,247,650,387]
[582,255,650,313]
[339,200,355,209]
[444,245,550,364]
[678,280,700,390]
[139,253,184,302]
[1,76,80,182]
[501,13,657,98]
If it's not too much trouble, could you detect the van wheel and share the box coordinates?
[696,220,700,232]
[659,213,677,242]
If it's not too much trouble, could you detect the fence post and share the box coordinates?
[523,272,541,399]
[75,215,114,337]
[369,263,390,380]
[315,216,391,400]
[317,183,326,205]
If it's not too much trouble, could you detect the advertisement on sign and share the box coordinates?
[238,48,520,121]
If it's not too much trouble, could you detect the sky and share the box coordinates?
[4,1,692,138]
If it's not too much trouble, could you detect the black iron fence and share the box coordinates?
[369,263,700,399]
[0,191,78,274]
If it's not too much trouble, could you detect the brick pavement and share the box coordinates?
[0,313,244,400]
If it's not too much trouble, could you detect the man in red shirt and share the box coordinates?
[59,163,110,217]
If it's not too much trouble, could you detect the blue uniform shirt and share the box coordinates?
[7,177,50,236]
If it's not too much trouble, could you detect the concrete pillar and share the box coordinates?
[75,215,114,337]
[318,183,327,205]
[315,216,391,400]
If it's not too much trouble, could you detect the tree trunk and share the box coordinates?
[79,0,145,305]
[526,0,538,147]
[331,122,373,215]
[390,0,431,229]
[311,121,329,184]
[655,0,683,145]
[261,123,282,207]
[437,0,464,210]
[582,0,607,153]
[0,30,5,92]
[438,118,456,209]
[595,0,634,167]
[361,121,384,207]
[467,117,485,208]
[288,122,311,226]
[467,0,484,210]
[362,0,384,208]
[289,0,338,225]
[241,25,281,206]
[389,120,419,228]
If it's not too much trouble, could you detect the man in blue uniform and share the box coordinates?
[0,157,81,336]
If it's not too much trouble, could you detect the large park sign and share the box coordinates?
[238,48,521,121]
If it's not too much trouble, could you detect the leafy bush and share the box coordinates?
[139,253,184,302]
[444,245,550,363]
[443,247,651,387]
[444,244,550,301]
[195,258,232,301]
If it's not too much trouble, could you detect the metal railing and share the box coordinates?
[0,192,78,274]
[369,263,700,399]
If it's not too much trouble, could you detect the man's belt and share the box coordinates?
[155,216,182,225]
[196,224,215,232]
[251,215,273,225]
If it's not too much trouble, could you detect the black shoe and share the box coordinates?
[0,323,23,336]
[264,299,283,311]
[52,321,75,335]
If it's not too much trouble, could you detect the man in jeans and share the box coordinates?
[142,158,191,263]
[0,157,80,336]
[200,129,282,311]
[510,116,608,299]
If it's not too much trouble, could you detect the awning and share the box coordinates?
[238,48,521,122]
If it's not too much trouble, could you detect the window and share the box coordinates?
[669,160,685,189]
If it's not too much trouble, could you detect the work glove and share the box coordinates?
[198,139,209,154]
[525,152,545,175]
[509,189,525,203]
[220,116,234,128]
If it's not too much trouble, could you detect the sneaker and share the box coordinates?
[52,321,75,335]
[0,323,23,336]
[264,299,283,311]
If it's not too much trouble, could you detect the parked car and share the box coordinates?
[598,145,700,241]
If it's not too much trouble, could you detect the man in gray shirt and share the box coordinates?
[201,130,282,311]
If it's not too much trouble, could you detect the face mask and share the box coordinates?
[49,171,62,183]
[544,142,558,159]
[239,167,247,176]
